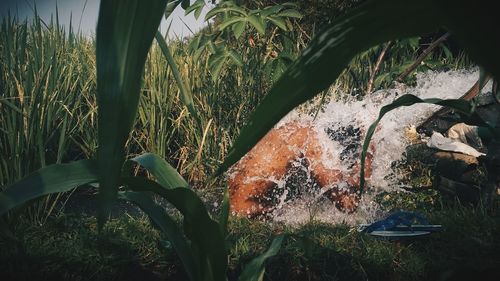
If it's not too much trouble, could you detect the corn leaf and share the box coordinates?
[185,0,205,17]
[0,160,98,216]
[95,0,167,225]
[123,176,227,281]
[119,191,199,281]
[127,153,189,189]
[238,234,285,281]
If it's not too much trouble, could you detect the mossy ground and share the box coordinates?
[2,198,500,281]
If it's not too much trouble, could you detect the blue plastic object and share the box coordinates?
[358,211,442,239]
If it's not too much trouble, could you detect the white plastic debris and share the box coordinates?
[427,131,485,158]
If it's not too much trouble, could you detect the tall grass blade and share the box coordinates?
[155,31,199,121]
[95,0,167,226]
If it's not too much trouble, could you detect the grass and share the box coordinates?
[2,201,500,281]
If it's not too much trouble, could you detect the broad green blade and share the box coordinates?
[123,176,227,281]
[238,234,286,281]
[119,191,199,281]
[155,31,199,122]
[358,94,498,190]
[0,160,98,216]
[95,0,167,226]
[127,153,189,189]
[215,0,443,176]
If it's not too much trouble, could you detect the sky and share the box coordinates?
[0,0,209,39]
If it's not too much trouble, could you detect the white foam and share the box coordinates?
[234,69,479,226]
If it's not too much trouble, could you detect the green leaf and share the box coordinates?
[267,16,287,31]
[181,0,191,10]
[359,95,482,190]
[0,160,98,216]
[218,16,245,31]
[216,0,443,176]
[193,46,206,62]
[247,14,266,34]
[261,5,284,17]
[155,31,199,121]
[232,21,246,39]
[127,153,189,189]
[227,50,244,67]
[238,234,285,281]
[209,53,227,82]
[119,191,199,281]
[123,176,227,281]
[205,5,247,21]
[165,0,183,19]
[185,0,205,17]
[194,5,203,20]
[276,9,302,19]
[189,33,203,52]
[96,0,167,225]
[207,40,217,54]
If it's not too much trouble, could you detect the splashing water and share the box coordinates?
[231,69,480,226]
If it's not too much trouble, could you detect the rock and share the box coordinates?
[434,175,480,205]
[434,151,478,181]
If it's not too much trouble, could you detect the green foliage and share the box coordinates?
[189,0,302,81]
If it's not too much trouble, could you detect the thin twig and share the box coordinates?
[396,32,451,83]
[366,41,393,94]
